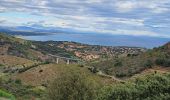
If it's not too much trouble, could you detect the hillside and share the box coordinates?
[0,33,76,62]
[0,33,169,77]
[0,33,146,61]
[32,41,146,61]
[90,42,170,77]
[0,32,169,100]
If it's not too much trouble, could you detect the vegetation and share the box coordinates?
[48,67,99,100]
[155,58,170,67]
[89,57,147,77]
[0,75,46,100]
[0,64,4,67]
[1,33,170,100]
[97,73,170,100]
[89,42,170,77]
[32,41,75,58]
[0,89,15,100]
[18,62,49,73]
[8,42,31,58]
[48,71,170,100]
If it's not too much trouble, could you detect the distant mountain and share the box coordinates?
[0,25,78,36]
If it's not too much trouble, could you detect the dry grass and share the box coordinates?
[128,66,170,81]
[0,55,38,67]
[137,66,170,75]
[13,64,116,86]
[27,49,47,60]
[13,64,72,86]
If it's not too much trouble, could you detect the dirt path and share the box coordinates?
[96,71,125,82]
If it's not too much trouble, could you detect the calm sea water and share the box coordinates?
[21,33,170,48]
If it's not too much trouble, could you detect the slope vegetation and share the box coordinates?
[89,42,170,77]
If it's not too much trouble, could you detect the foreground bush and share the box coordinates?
[97,73,170,100]
[47,66,170,100]
[48,68,98,100]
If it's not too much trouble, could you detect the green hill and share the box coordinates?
[0,33,76,61]
[89,42,170,77]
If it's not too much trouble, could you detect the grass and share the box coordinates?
[0,55,38,67]
[13,63,115,86]
[0,64,4,67]
[0,89,15,100]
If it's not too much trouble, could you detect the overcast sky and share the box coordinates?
[0,0,170,38]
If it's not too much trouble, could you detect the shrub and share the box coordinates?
[115,72,127,77]
[155,58,165,65]
[155,58,170,67]
[48,69,98,100]
[0,64,4,67]
[15,79,21,84]
[78,64,84,67]
[89,67,99,73]
[97,73,170,100]
[30,86,46,97]
[143,59,153,68]
[114,59,122,67]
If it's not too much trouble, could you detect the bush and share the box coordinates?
[143,59,153,68]
[97,73,170,100]
[78,64,84,67]
[114,59,122,67]
[115,72,127,77]
[48,69,98,100]
[30,86,46,97]
[155,58,170,67]
[15,79,21,84]
[88,67,99,73]
[155,58,165,65]
[0,64,4,67]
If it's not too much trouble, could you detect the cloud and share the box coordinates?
[0,0,170,38]
[114,1,137,12]
[114,0,170,13]
[0,19,6,23]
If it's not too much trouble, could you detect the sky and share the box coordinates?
[0,0,170,38]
